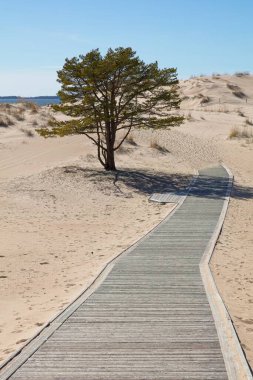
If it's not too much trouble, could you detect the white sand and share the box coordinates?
[0,75,252,368]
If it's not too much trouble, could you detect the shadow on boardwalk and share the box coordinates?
[64,166,253,200]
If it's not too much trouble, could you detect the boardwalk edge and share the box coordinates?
[199,163,253,380]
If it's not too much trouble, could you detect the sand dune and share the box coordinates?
[0,74,252,368]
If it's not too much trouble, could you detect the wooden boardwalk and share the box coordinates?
[1,166,232,379]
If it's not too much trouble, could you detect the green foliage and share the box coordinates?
[37,47,184,170]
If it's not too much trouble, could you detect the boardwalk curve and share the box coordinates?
[1,165,251,379]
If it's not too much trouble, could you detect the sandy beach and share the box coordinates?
[0,74,253,368]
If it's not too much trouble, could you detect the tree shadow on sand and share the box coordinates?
[63,166,253,201]
[186,175,253,200]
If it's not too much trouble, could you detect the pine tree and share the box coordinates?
[37,47,184,171]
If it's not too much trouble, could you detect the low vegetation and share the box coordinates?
[0,103,52,138]
[229,127,240,139]
[125,134,137,146]
[0,115,15,127]
[200,96,210,105]
[237,110,245,117]
[229,126,253,139]
[150,138,169,153]
[13,109,25,121]
[245,118,253,126]
[24,102,39,114]
[233,91,246,99]
[226,83,247,99]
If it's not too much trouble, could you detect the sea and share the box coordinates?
[0,97,60,106]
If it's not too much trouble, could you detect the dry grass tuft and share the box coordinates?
[25,102,39,114]
[0,115,15,127]
[245,118,253,126]
[200,96,210,105]
[227,83,240,91]
[233,91,246,99]
[229,126,253,139]
[126,134,137,146]
[150,138,169,153]
[237,109,245,117]
[0,103,13,113]
[227,83,247,99]
[229,127,240,139]
[9,108,25,121]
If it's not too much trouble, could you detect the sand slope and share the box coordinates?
[0,74,253,368]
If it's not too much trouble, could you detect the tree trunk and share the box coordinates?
[105,143,116,171]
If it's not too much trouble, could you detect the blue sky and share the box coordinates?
[1,0,252,96]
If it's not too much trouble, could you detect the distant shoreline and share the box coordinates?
[0,96,58,99]
[0,96,60,106]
